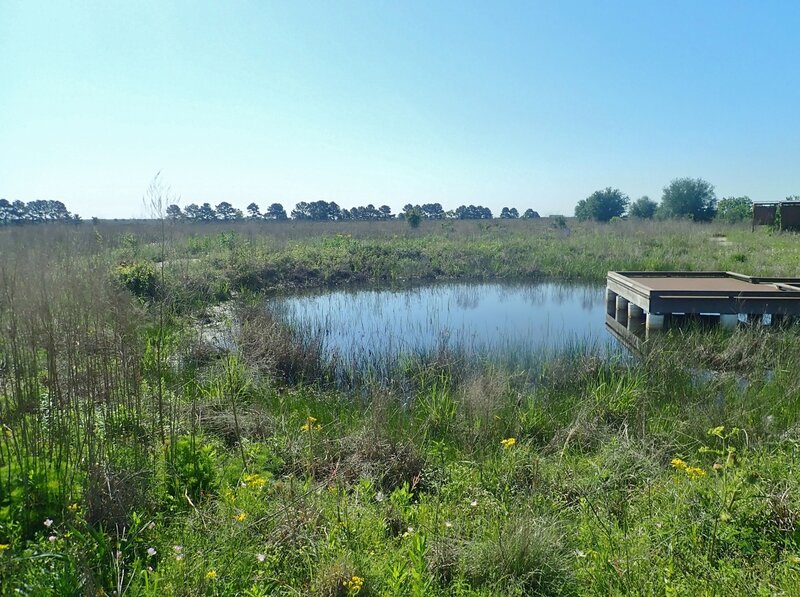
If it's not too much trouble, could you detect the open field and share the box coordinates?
[3,218,800,595]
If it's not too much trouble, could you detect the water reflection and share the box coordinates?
[272,281,619,372]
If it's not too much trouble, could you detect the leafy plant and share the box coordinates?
[166,436,219,501]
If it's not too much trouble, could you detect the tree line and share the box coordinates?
[574,178,774,224]
[164,201,541,222]
[0,197,544,224]
[0,199,80,225]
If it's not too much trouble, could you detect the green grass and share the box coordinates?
[2,218,800,595]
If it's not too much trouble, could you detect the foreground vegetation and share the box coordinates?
[3,217,800,595]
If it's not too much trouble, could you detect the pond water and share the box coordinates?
[271,281,621,375]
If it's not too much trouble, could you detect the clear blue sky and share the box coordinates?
[2,1,799,218]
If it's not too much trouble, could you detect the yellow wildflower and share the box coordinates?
[243,473,266,488]
[670,458,687,470]
[500,437,517,449]
[206,569,217,580]
[0,544,10,551]
[344,575,364,593]
[685,466,706,479]
[235,511,247,522]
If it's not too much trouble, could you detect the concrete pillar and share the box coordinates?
[615,296,629,312]
[719,314,738,330]
[628,303,644,319]
[646,312,665,330]
[627,316,645,337]
[606,289,617,315]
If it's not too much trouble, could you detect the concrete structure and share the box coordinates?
[606,271,800,331]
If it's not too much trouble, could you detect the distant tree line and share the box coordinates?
[0,199,80,225]
[399,203,539,220]
[574,178,777,224]
[165,202,288,221]
[163,200,541,222]
[0,197,545,224]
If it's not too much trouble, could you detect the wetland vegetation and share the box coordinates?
[3,217,800,595]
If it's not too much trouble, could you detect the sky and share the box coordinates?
[2,1,799,219]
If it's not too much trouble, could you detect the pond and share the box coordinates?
[270,281,622,377]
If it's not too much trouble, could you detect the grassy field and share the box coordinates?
[3,217,800,595]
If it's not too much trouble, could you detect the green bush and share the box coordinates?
[114,261,159,300]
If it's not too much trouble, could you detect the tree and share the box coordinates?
[0,199,77,225]
[454,205,492,219]
[660,178,716,221]
[198,202,217,222]
[575,187,629,222]
[378,205,393,219]
[216,201,242,221]
[47,200,72,221]
[183,203,201,221]
[166,204,183,220]
[291,200,341,220]
[420,203,445,219]
[500,207,519,219]
[349,204,384,220]
[521,209,540,219]
[246,203,262,220]
[400,203,444,220]
[0,199,12,224]
[716,196,752,223]
[628,196,657,219]
[265,203,288,220]
[11,200,28,222]
[26,200,49,222]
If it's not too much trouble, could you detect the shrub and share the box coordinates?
[114,261,159,300]
[406,211,422,229]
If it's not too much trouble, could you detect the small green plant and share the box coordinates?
[416,374,456,440]
[166,435,219,501]
[591,369,641,419]
[409,533,431,596]
[0,460,70,539]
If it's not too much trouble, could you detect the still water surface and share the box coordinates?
[272,282,620,372]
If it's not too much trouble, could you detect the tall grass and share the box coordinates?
[2,219,800,594]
